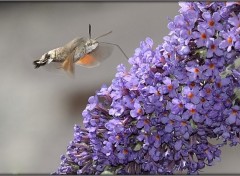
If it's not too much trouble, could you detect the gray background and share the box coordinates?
[0,2,239,174]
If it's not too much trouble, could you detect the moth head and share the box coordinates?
[85,39,99,53]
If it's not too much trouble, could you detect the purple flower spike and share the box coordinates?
[56,2,240,175]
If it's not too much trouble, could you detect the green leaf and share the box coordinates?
[195,48,207,59]
[234,88,240,103]
[190,119,197,129]
[220,64,234,78]
[133,142,142,151]
[101,170,114,175]
[234,56,240,68]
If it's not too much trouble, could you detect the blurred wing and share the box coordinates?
[61,51,75,75]
[75,54,100,68]
[75,42,114,68]
[73,44,86,62]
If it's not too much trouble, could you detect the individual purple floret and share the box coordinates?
[54,125,96,174]
[55,2,240,175]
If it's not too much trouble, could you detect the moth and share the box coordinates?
[33,24,128,75]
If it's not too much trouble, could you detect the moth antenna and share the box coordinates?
[100,42,128,60]
[89,24,92,39]
[95,31,112,40]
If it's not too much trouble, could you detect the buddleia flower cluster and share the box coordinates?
[54,2,240,174]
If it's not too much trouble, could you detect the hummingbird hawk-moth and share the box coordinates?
[33,24,128,75]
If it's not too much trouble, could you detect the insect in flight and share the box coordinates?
[33,24,128,75]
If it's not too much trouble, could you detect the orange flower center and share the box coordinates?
[211,44,216,50]
[137,108,143,114]
[201,33,207,39]
[156,91,161,96]
[232,109,238,115]
[227,37,233,44]
[188,92,194,99]
[168,84,173,91]
[206,88,212,94]
[190,82,196,88]
[209,63,215,69]
[190,108,196,114]
[194,68,200,74]
[181,121,187,126]
[201,97,206,102]
[116,135,121,140]
[144,119,150,124]
[178,103,184,108]
[208,20,215,27]
[123,149,129,155]
[217,82,222,88]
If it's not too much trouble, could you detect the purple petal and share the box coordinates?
[182,111,191,120]
[161,117,169,124]
[192,113,201,122]
[191,96,200,104]
[207,50,213,58]
[163,77,171,85]
[202,12,211,20]
[196,39,205,47]
[165,124,173,133]
[235,41,240,50]
[215,48,223,56]
[179,45,190,55]
[228,16,239,27]
[219,40,229,49]
[174,140,182,151]
[146,37,154,48]
[226,115,236,125]
[227,45,232,52]
[212,12,220,22]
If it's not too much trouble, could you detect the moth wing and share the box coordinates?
[59,37,87,75]
[75,42,114,68]
[75,54,100,68]
[73,44,86,62]
[64,37,87,51]
[61,51,75,75]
